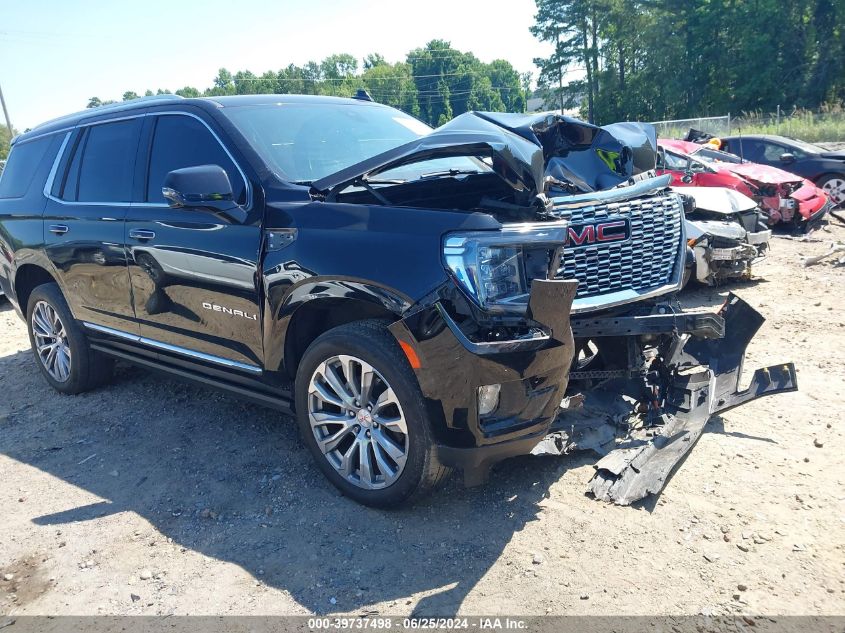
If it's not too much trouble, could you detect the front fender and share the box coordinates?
[263,277,413,374]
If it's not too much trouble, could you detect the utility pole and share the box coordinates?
[556,31,564,113]
[0,82,13,137]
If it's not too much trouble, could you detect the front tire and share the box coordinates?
[295,320,450,507]
[816,174,845,207]
[26,283,114,394]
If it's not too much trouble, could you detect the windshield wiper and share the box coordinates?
[364,177,407,185]
[418,168,484,180]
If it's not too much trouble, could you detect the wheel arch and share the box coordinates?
[276,296,404,380]
[813,171,845,183]
[14,263,59,314]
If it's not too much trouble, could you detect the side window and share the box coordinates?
[762,143,788,162]
[663,151,689,171]
[146,115,246,204]
[738,140,764,162]
[62,119,140,203]
[0,136,53,199]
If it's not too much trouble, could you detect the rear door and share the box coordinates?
[43,117,141,331]
[124,111,264,372]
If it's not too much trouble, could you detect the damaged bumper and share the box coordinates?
[389,279,578,485]
[535,294,797,505]
[763,184,830,228]
[690,229,770,285]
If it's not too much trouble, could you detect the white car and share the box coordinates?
[674,186,772,286]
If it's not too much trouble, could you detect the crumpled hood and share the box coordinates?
[475,112,658,190]
[671,186,758,214]
[311,111,658,197]
[722,162,803,186]
[685,218,748,241]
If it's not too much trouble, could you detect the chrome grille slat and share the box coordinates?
[553,192,683,300]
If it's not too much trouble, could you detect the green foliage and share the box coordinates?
[0,124,15,161]
[175,86,201,98]
[532,0,845,125]
[86,42,528,126]
[734,106,845,143]
[86,96,116,109]
[405,40,525,125]
[359,62,420,116]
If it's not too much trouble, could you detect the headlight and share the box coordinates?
[443,222,568,313]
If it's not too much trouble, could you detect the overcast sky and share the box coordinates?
[1,0,553,130]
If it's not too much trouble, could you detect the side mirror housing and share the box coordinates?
[162,165,247,223]
[779,152,795,164]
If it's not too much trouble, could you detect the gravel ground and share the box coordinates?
[1,222,843,617]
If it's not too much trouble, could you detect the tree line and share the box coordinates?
[86,40,529,128]
[532,0,845,124]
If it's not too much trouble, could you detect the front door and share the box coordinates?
[124,112,264,371]
[43,118,142,332]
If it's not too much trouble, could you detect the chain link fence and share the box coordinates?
[652,106,845,143]
[730,107,845,143]
[650,115,731,140]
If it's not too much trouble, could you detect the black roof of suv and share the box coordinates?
[19,94,384,143]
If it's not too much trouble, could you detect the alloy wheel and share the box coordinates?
[822,177,845,205]
[31,300,72,382]
[307,354,409,490]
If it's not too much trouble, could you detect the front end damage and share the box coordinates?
[715,163,830,231]
[532,294,797,505]
[313,110,798,504]
[676,186,772,285]
[389,278,580,487]
[752,178,829,228]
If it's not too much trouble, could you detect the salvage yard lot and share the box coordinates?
[1,223,844,617]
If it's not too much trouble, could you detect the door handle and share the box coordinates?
[48,224,69,235]
[129,229,156,241]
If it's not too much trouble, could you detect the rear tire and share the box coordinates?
[294,320,450,507]
[26,283,114,394]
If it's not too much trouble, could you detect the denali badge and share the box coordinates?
[565,218,630,247]
[202,302,258,321]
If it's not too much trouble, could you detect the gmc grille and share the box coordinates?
[551,192,684,301]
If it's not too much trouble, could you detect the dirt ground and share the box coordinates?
[1,222,844,618]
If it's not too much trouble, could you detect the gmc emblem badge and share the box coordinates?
[565,218,631,247]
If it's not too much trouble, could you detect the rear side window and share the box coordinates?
[661,151,689,171]
[62,119,140,203]
[736,140,764,162]
[0,136,53,199]
[146,115,246,204]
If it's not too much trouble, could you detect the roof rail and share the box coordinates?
[90,93,185,113]
[27,93,187,134]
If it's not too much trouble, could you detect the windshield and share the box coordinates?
[693,147,744,165]
[223,103,482,184]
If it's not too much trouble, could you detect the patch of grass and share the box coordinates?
[654,105,845,144]
[733,106,845,143]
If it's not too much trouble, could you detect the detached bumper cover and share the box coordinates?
[537,294,797,506]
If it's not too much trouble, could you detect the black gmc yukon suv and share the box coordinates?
[0,94,797,506]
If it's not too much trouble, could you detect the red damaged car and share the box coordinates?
[657,139,831,229]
